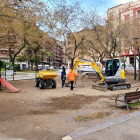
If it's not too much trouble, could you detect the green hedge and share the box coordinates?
[15,64,20,71]
[2,62,12,68]
[2,62,20,71]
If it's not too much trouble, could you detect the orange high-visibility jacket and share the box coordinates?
[68,70,79,81]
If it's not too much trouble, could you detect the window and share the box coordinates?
[121,15,124,21]
[130,57,134,66]
[105,59,120,77]
[105,60,113,77]
[113,59,119,76]
[136,10,140,18]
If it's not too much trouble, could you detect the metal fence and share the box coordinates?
[1,71,36,81]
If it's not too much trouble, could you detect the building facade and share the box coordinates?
[107,0,140,68]
[0,40,68,70]
[43,41,68,69]
[0,49,10,62]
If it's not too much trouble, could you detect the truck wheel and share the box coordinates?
[52,79,56,88]
[39,79,44,89]
[35,78,39,87]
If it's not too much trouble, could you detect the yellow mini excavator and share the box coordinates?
[73,58,131,91]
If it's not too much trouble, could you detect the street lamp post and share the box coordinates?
[133,37,140,81]
[139,48,140,81]
[134,54,136,80]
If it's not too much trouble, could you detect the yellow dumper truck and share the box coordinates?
[35,70,58,89]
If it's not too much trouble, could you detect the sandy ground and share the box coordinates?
[0,75,140,140]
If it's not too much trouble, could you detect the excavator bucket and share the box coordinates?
[92,84,107,91]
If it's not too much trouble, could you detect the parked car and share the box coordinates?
[121,63,137,73]
[102,62,136,74]
[38,65,49,69]
[27,66,31,69]
[75,62,102,75]
[54,66,59,69]
[59,65,67,69]
[102,66,105,74]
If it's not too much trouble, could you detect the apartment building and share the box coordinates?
[107,0,140,67]
[0,34,67,69]
[0,49,10,62]
[46,41,68,69]
[0,31,14,62]
[0,31,30,69]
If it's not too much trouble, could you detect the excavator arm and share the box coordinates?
[73,59,105,82]
[90,62,105,82]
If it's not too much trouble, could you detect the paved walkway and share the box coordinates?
[2,110,140,140]
[76,115,140,140]
[62,110,140,140]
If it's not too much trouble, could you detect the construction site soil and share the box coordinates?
[0,74,140,140]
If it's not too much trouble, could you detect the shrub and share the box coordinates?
[2,62,20,71]
[15,64,20,71]
[2,62,12,69]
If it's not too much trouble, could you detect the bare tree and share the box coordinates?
[82,11,129,62]
[54,0,87,67]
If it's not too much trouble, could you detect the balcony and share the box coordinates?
[55,53,59,57]
[56,57,60,60]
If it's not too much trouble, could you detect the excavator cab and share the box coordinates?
[105,59,126,84]
[105,59,120,77]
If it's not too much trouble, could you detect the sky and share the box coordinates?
[44,0,138,16]
[66,0,138,15]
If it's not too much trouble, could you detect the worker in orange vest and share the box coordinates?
[68,67,79,91]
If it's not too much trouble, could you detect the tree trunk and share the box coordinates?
[31,61,33,70]
[100,58,103,63]
[10,57,15,72]
[34,51,38,70]
[10,57,15,81]
[42,53,43,67]
[71,58,74,69]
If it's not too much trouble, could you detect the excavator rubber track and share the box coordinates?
[109,83,131,91]
[92,82,131,91]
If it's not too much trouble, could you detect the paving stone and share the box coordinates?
[67,110,140,139]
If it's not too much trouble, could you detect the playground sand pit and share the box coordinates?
[0,74,140,140]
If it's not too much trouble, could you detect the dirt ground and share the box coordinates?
[0,75,140,140]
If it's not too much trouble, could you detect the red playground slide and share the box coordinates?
[0,78,20,92]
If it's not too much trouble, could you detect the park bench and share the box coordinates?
[115,88,140,111]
